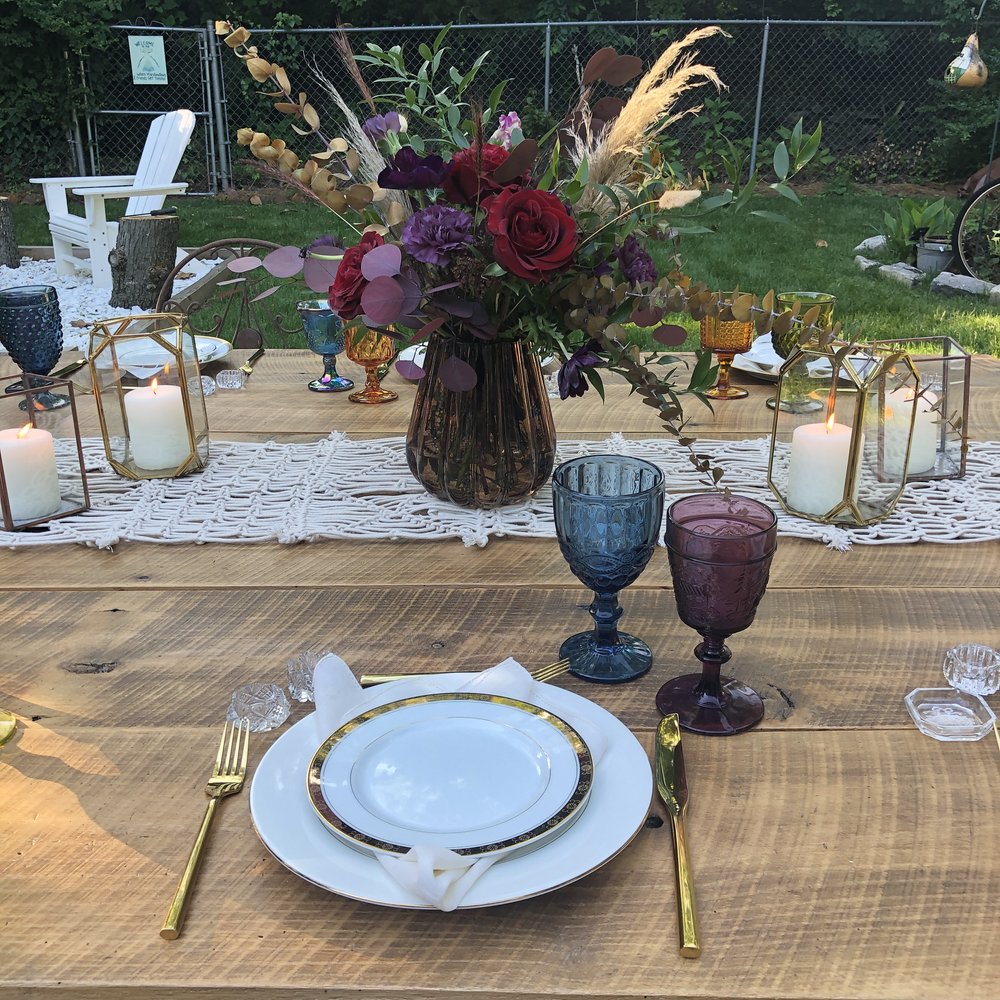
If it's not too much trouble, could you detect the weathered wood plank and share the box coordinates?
[0,536,996,592]
[0,587,995,732]
[0,726,995,1000]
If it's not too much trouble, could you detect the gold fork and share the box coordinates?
[359,657,571,688]
[160,719,250,940]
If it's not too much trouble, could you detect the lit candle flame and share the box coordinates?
[151,377,159,395]
[17,423,31,439]
[825,411,836,434]
[164,362,171,377]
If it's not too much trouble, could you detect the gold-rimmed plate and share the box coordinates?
[307,693,593,860]
[250,674,653,909]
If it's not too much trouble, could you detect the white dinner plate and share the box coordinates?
[734,335,875,384]
[308,693,593,859]
[93,335,230,375]
[396,344,426,367]
[396,345,556,371]
[250,675,653,909]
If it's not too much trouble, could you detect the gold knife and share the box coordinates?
[655,714,701,959]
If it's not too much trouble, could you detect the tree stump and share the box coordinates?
[0,197,19,269]
[108,212,179,309]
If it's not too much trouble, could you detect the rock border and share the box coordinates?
[852,236,999,300]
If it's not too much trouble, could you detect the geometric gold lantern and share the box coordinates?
[0,374,89,530]
[870,336,971,481]
[87,313,210,479]
[767,342,921,525]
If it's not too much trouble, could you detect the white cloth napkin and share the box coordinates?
[310,654,606,911]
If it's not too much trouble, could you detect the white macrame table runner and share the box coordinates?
[4,432,1000,551]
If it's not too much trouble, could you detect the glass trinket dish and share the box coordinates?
[904,687,996,742]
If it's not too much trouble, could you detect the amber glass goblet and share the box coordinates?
[346,327,398,404]
[656,494,778,735]
[699,296,754,400]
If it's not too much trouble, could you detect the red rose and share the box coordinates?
[328,231,384,320]
[485,188,577,283]
[441,143,523,206]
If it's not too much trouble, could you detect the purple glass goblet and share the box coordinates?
[656,493,777,735]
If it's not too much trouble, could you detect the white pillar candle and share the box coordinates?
[0,424,62,522]
[124,379,191,471]
[882,388,938,478]
[786,418,863,517]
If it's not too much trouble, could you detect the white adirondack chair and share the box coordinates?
[30,109,196,288]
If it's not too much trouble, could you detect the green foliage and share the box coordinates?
[673,118,823,230]
[355,27,501,150]
[0,0,121,184]
[879,197,956,261]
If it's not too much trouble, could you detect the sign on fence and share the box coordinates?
[128,36,168,85]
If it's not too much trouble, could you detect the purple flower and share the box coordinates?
[593,255,614,278]
[362,112,405,141]
[402,205,474,266]
[488,111,523,150]
[557,339,603,399]
[377,147,448,189]
[614,234,656,286]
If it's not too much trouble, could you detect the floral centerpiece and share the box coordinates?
[216,21,818,507]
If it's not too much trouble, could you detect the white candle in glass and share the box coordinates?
[786,414,862,517]
[124,378,191,471]
[882,388,937,478]
[0,423,62,522]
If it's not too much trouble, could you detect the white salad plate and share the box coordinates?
[94,335,231,375]
[250,674,653,909]
[307,693,593,859]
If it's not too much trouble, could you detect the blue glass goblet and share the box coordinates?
[552,455,665,683]
[0,285,69,410]
[297,300,353,393]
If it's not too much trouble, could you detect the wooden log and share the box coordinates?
[0,197,19,268]
[108,211,179,309]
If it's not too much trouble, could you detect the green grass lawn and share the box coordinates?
[10,190,1000,356]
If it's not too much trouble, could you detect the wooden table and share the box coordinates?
[1,350,998,1000]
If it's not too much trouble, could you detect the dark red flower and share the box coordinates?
[485,188,578,283]
[328,231,384,320]
[442,143,523,206]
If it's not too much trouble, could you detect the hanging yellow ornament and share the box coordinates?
[945,32,989,88]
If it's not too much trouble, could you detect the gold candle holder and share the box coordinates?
[767,343,921,525]
[0,374,89,530]
[87,314,210,479]
[870,336,970,481]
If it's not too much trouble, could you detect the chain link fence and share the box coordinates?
[84,26,221,194]
[79,19,986,194]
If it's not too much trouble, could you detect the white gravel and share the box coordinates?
[0,253,221,353]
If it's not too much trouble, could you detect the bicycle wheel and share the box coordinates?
[952,178,1000,283]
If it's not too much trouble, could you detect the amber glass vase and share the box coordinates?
[405,333,557,509]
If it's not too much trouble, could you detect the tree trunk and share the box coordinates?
[0,197,19,269]
[108,213,179,310]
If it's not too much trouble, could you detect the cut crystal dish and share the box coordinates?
[904,687,996,741]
